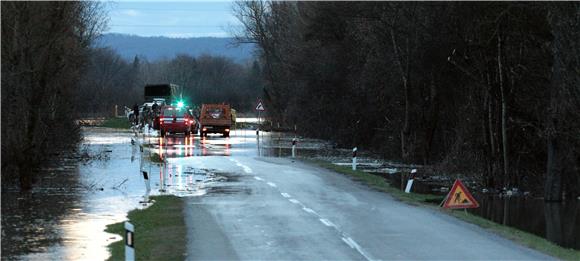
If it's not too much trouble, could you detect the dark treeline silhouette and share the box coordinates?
[77,50,264,116]
[234,1,580,200]
[1,1,106,190]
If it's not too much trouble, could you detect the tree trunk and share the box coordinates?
[544,118,564,201]
[497,32,510,188]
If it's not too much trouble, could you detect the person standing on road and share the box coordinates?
[152,101,159,116]
[133,103,139,126]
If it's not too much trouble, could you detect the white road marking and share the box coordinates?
[342,237,357,249]
[231,156,373,261]
[302,207,317,215]
[289,199,301,204]
[230,159,253,173]
[319,218,336,227]
[341,236,373,261]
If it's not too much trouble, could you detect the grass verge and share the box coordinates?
[104,196,186,261]
[149,152,163,163]
[305,159,580,261]
[100,117,131,129]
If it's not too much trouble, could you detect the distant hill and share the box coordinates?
[96,33,255,63]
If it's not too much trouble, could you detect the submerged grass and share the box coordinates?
[100,117,131,129]
[306,159,580,261]
[149,152,163,163]
[104,196,186,261]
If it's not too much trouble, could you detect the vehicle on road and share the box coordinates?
[144,83,182,104]
[199,103,232,137]
[159,106,198,137]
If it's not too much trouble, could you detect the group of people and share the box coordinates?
[132,101,160,128]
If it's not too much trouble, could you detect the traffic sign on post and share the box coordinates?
[256,100,265,111]
[442,179,479,209]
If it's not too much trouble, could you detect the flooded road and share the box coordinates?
[1,126,578,260]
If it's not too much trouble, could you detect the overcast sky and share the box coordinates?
[105,1,241,38]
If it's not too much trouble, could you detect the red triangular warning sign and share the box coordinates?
[442,179,479,209]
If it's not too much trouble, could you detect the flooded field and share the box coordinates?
[1,127,579,260]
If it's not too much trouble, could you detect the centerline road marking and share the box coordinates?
[254,176,264,181]
[267,182,277,188]
[229,158,253,174]
[341,236,373,261]
[281,193,291,198]
[288,199,301,205]
[319,218,336,228]
[302,207,317,215]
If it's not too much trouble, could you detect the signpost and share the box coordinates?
[442,179,479,209]
[256,99,265,138]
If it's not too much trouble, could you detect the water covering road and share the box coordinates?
[0,125,562,260]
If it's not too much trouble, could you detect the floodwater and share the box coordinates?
[0,127,260,260]
[2,127,579,260]
[469,196,580,250]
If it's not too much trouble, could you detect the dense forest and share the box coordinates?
[76,50,263,116]
[97,33,254,62]
[234,1,580,200]
[1,1,106,189]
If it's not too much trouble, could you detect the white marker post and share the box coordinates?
[405,169,417,193]
[142,171,151,203]
[352,147,358,171]
[292,138,297,158]
[125,222,135,261]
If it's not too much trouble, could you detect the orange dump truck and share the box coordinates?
[199,104,232,137]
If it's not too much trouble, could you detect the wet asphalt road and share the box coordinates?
[172,132,554,261]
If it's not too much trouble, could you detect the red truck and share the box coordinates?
[199,104,232,137]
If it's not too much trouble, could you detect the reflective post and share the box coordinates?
[125,222,135,261]
[292,138,297,158]
[405,169,417,193]
[352,147,357,171]
[142,171,151,203]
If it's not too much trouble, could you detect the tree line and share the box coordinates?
[234,1,580,201]
[77,49,263,116]
[1,1,106,189]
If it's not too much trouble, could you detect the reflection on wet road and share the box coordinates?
[1,127,274,260]
[2,126,578,261]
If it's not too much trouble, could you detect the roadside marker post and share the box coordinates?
[352,147,358,171]
[125,222,135,261]
[141,171,151,203]
[292,138,297,158]
[405,169,417,193]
